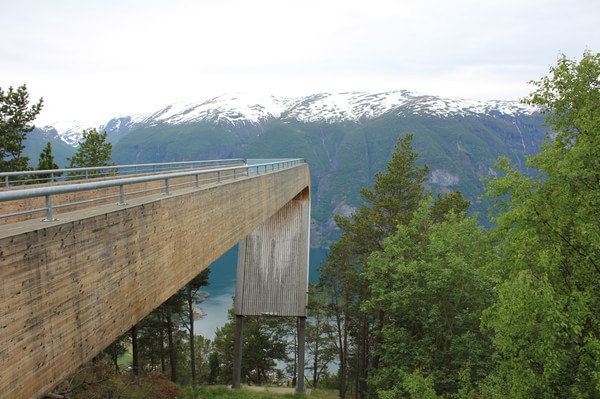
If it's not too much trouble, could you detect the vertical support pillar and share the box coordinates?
[232,315,244,389]
[296,317,306,394]
[234,188,311,392]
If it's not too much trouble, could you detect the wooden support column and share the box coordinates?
[232,315,244,389]
[234,188,311,393]
[296,316,307,394]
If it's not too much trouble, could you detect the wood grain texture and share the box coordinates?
[235,189,310,317]
[0,164,310,399]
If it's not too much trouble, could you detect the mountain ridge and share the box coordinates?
[39,90,537,147]
[26,90,546,247]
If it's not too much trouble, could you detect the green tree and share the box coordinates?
[192,335,214,383]
[306,284,337,388]
[365,200,494,396]
[482,51,600,398]
[163,292,186,383]
[430,191,470,224]
[207,350,221,384]
[213,310,290,385]
[102,334,129,373]
[180,269,210,386]
[379,370,440,399]
[0,84,43,172]
[36,141,61,182]
[137,310,168,373]
[320,133,429,398]
[67,128,112,173]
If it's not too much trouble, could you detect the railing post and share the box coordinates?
[50,172,54,183]
[164,178,170,195]
[233,169,236,179]
[195,174,200,188]
[118,185,126,205]
[43,194,55,221]
[85,170,88,180]
[218,171,221,182]
[5,175,9,188]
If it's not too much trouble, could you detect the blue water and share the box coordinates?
[194,247,329,339]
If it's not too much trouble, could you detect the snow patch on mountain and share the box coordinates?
[285,91,412,122]
[40,120,93,146]
[45,91,538,147]
[134,94,297,126]
[402,95,536,117]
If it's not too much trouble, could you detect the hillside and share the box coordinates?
[24,127,76,167]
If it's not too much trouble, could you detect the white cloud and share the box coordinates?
[1,0,598,124]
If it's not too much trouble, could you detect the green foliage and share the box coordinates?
[430,191,470,224]
[0,84,43,172]
[36,141,61,182]
[360,133,429,233]
[213,310,292,385]
[37,141,59,170]
[378,370,440,399]
[481,51,600,398]
[102,334,130,373]
[365,201,493,395]
[318,134,431,398]
[306,284,337,387]
[68,128,112,172]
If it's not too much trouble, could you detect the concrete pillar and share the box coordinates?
[296,316,306,394]
[232,315,244,389]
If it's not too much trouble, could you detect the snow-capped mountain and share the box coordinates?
[40,120,92,147]
[27,90,546,247]
[43,91,537,147]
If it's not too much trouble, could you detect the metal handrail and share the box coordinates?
[0,158,305,222]
[0,158,246,187]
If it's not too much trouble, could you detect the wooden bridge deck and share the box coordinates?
[0,164,310,398]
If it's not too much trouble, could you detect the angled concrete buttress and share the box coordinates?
[233,188,310,394]
[0,163,310,399]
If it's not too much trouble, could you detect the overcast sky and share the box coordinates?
[1,0,599,124]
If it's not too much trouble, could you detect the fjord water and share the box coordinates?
[194,247,329,338]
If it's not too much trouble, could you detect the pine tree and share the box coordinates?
[181,269,210,386]
[0,84,43,172]
[36,141,61,182]
[320,133,429,399]
[67,128,112,175]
